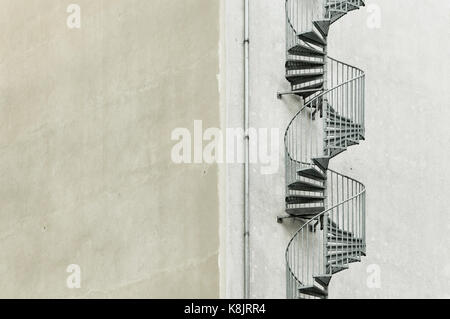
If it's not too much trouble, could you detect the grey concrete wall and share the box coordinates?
[0,0,221,298]
[327,0,450,299]
[223,0,450,298]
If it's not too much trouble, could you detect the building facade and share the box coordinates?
[0,0,449,298]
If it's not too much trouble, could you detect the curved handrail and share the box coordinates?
[284,58,365,165]
[285,178,366,285]
[283,0,366,299]
[285,169,366,298]
[286,169,366,248]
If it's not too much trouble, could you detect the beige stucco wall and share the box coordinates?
[0,0,220,298]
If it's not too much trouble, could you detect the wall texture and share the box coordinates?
[0,0,220,298]
[224,0,450,298]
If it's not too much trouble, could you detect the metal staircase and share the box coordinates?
[281,0,366,299]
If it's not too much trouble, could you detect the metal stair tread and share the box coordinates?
[326,1,359,11]
[288,44,326,57]
[327,242,364,248]
[294,88,324,99]
[327,112,354,123]
[286,74,324,86]
[285,59,325,68]
[286,207,325,217]
[312,156,330,171]
[298,285,328,298]
[292,80,324,91]
[297,30,326,46]
[314,275,332,287]
[324,145,347,150]
[325,138,360,148]
[327,251,362,259]
[297,167,327,181]
[288,180,325,191]
[327,123,362,129]
[327,256,361,266]
[286,71,324,78]
[325,134,361,142]
[328,226,353,237]
[327,235,363,244]
[326,265,349,275]
[326,119,361,126]
[313,20,331,37]
[286,194,325,204]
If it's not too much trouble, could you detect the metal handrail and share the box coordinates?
[286,169,366,257]
[285,181,366,280]
[284,57,365,169]
[283,0,366,299]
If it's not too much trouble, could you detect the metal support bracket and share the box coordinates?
[277,215,308,224]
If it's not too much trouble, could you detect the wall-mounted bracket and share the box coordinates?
[277,215,307,224]
[277,214,312,226]
[276,90,307,103]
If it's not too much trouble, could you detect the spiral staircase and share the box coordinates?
[280,0,367,299]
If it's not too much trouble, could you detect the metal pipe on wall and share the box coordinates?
[243,0,250,299]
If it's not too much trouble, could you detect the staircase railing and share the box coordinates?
[284,57,365,191]
[283,0,366,299]
[286,169,366,299]
[286,0,324,57]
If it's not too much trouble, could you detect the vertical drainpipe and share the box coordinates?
[244,0,250,299]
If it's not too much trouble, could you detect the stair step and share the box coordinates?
[325,134,360,143]
[326,119,361,127]
[327,112,354,123]
[286,74,324,86]
[327,244,366,255]
[327,246,365,254]
[326,265,349,275]
[287,69,324,76]
[312,157,330,171]
[327,122,362,129]
[297,167,327,181]
[325,146,347,158]
[292,79,324,91]
[328,226,353,237]
[326,127,364,136]
[326,137,359,148]
[324,145,347,151]
[288,180,325,192]
[330,11,347,23]
[297,30,326,46]
[286,194,325,205]
[286,58,325,69]
[286,207,324,217]
[285,63,324,74]
[327,251,361,260]
[327,242,364,249]
[298,285,328,298]
[327,256,361,266]
[314,275,332,287]
[294,88,324,100]
[328,265,349,274]
[325,1,359,11]
[288,44,325,57]
[328,234,363,244]
[313,20,330,37]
